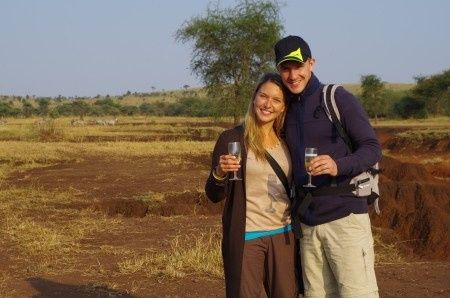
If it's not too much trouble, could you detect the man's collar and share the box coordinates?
[288,73,320,102]
[302,72,320,97]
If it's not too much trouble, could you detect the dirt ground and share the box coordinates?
[1,124,449,297]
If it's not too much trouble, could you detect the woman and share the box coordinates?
[205,73,301,298]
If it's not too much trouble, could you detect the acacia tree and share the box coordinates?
[37,99,50,117]
[360,74,386,123]
[176,0,283,124]
[72,100,91,120]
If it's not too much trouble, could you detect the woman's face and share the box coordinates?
[253,81,285,125]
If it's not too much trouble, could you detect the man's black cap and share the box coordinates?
[274,35,312,67]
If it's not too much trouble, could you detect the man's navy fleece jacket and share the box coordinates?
[284,73,382,226]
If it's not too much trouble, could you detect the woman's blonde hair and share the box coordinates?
[243,73,288,161]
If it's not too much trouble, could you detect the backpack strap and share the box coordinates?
[322,84,353,151]
[322,85,381,214]
[264,152,291,200]
[265,152,303,239]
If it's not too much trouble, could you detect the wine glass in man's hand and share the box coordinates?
[303,147,318,187]
[228,142,242,181]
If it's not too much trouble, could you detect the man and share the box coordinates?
[274,35,381,297]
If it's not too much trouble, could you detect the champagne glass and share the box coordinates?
[228,142,242,181]
[303,147,318,187]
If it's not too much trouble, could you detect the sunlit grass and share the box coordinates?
[0,116,229,142]
[395,129,449,141]
[135,191,166,209]
[0,187,125,275]
[5,216,76,256]
[373,116,450,127]
[1,116,229,126]
[114,226,406,278]
[0,271,17,298]
[420,157,444,164]
[157,230,223,278]
[0,140,214,164]
[116,229,223,278]
[373,232,405,265]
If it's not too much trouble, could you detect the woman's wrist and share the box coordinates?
[212,166,227,181]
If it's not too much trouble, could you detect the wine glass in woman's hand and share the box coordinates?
[227,142,242,181]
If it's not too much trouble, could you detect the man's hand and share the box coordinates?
[308,155,338,176]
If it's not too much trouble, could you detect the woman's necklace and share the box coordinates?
[264,132,280,149]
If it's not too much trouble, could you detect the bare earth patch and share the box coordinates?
[0,123,449,297]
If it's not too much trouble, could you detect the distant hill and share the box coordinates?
[119,87,206,106]
[341,83,415,96]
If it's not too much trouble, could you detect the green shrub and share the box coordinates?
[393,96,427,119]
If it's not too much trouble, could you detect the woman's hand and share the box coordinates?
[216,154,241,177]
[309,155,338,177]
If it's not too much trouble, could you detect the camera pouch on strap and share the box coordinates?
[322,84,381,214]
[351,163,380,198]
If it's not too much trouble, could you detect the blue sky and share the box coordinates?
[1,0,449,97]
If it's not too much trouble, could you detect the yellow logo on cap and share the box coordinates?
[284,48,304,62]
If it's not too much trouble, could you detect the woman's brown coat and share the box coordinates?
[205,125,247,298]
[205,125,304,297]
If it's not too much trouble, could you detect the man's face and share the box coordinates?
[278,59,315,94]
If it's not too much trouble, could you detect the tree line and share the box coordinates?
[359,69,450,120]
[0,69,448,120]
[0,96,215,119]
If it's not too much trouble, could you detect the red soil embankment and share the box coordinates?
[371,156,450,260]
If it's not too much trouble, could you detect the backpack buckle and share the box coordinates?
[357,177,371,189]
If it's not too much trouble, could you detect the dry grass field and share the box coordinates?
[0,116,449,297]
